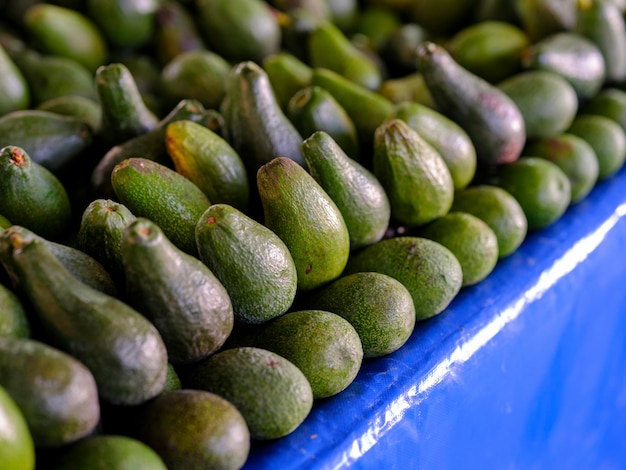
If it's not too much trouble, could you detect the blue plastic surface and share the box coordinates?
[243,167,626,470]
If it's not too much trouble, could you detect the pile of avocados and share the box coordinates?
[1,0,626,468]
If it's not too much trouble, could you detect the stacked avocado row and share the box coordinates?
[2,0,626,469]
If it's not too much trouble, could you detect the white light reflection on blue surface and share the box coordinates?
[336,202,626,468]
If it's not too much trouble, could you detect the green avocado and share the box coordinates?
[0,337,100,447]
[304,272,415,358]
[136,389,250,469]
[0,385,34,470]
[53,435,167,470]
[195,204,297,325]
[182,347,313,439]
[343,236,463,320]
[419,212,499,286]
[111,157,211,256]
[251,311,363,399]
[257,157,350,291]
[122,218,234,364]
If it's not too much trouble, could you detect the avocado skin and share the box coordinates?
[373,119,454,228]
[0,110,92,173]
[0,145,71,240]
[343,236,463,320]
[417,41,526,166]
[304,272,416,358]
[497,70,578,139]
[521,32,606,101]
[389,101,477,190]
[251,310,363,399]
[221,61,305,173]
[302,131,390,250]
[0,43,30,115]
[0,226,168,406]
[451,185,528,258]
[490,157,571,230]
[76,199,137,287]
[257,157,350,291]
[111,157,211,256]
[195,204,297,325]
[53,435,167,470]
[136,389,250,470]
[122,218,234,365]
[182,347,313,440]
[0,385,35,470]
[419,212,499,287]
[0,283,30,339]
[165,120,249,212]
[0,337,100,447]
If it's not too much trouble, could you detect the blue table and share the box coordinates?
[244,166,626,469]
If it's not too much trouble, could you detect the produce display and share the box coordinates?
[1,0,626,468]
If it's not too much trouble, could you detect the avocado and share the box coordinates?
[95,63,159,146]
[311,67,394,152]
[162,364,182,393]
[0,226,168,406]
[87,0,159,48]
[373,119,454,228]
[136,389,250,470]
[53,435,167,470]
[251,310,363,399]
[497,70,578,139]
[197,0,281,63]
[343,236,463,320]
[419,212,499,286]
[302,131,390,249]
[407,0,480,36]
[308,21,382,90]
[0,385,34,470]
[304,272,416,358]
[11,48,96,106]
[76,199,137,287]
[490,157,571,230]
[378,73,435,108]
[417,41,526,166]
[521,32,606,101]
[0,43,30,115]
[567,114,626,180]
[581,88,626,133]
[165,120,249,212]
[526,133,599,203]
[389,101,477,190]
[182,347,313,439]
[0,284,30,339]
[0,110,92,174]
[153,1,206,66]
[122,218,234,364]
[382,23,431,73]
[23,3,108,72]
[575,0,626,83]
[257,157,350,291]
[0,145,71,240]
[37,96,102,133]
[446,20,530,84]
[111,157,211,256]
[0,337,100,447]
[262,52,313,111]
[195,204,297,325]
[514,0,577,42]
[288,86,359,160]
[450,185,528,258]
[221,61,305,174]
[159,50,231,110]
